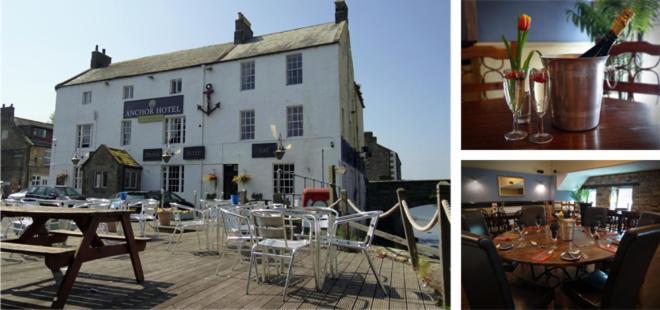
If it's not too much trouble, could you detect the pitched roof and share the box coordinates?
[57,22,344,89]
[14,117,53,129]
[107,146,142,168]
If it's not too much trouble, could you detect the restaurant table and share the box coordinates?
[0,206,145,308]
[462,97,660,149]
[494,226,620,268]
[281,207,336,290]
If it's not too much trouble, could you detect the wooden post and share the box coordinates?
[437,182,450,307]
[396,188,419,270]
[329,165,337,203]
[340,189,349,241]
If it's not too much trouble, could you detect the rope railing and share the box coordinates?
[400,199,440,232]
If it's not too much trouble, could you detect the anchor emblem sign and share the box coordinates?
[197,83,221,116]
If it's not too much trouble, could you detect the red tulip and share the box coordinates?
[532,71,547,83]
[504,70,524,80]
[518,14,531,32]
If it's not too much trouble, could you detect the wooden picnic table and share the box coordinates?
[462,97,660,149]
[0,206,146,308]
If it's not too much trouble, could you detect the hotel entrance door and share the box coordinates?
[223,164,238,200]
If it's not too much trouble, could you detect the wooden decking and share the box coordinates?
[1,225,440,309]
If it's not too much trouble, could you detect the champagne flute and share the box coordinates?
[529,68,553,144]
[502,69,528,141]
[535,215,542,232]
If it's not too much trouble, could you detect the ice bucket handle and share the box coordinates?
[604,65,619,90]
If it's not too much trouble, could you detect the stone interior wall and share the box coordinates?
[583,169,660,213]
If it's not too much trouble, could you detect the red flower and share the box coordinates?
[532,71,547,83]
[504,70,524,80]
[518,14,531,32]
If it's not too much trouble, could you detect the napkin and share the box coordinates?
[531,250,553,262]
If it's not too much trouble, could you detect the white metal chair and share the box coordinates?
[327,210,387,295]
[135,199,160,238]
[167,203,208,252]
[215,207,255,275]
[246,209,311,301]
[87,198,112,233]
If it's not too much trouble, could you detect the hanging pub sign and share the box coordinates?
[124,95,183,119]
[252,143,277,158]
[183,146,205,160]
[143,148,163,161]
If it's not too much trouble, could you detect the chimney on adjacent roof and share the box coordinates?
[1,103,15,124]
[90,45,112,69]
[234,12,254,44]
[335,0,348,23]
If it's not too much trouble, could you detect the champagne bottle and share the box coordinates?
[580,8,634,58]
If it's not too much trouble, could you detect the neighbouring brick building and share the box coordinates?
[1,104,53,196]
[364,131,401,181]
[583,169,660,213]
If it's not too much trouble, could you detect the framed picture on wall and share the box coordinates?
[498,176,525,197]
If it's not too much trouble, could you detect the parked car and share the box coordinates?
[23,186,86,207]
[110,191,194,209]
[7,187,34,201]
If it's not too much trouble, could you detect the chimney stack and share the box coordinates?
[335,0,348,23]
[90,45,112,69]
[234,12,254,44]
[1,103,15,123]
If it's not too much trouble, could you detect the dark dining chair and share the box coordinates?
[583,207,609,228]
[462,210,489,236]
[605,41,660,99]
[519,205,546,227]
[638,211,660,227]
[578,202,592,225]
[462,211,518,272]
[562,224,660,308]
[462,231,554,309]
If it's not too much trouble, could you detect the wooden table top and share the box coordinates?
[462,97,660,149]
[0,206,130,217]
[495,226,619,267]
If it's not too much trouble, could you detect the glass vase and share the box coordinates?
[502,70,528,141]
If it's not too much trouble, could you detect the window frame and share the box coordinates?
[162,165,184,193]
[240,110,255,140]
[170,78,182,94]
[286,105,303,137]
[273,163,295,195]
[286,53,303,85]
[93,171,108,189]
[43,149,51,166]
[163,116,186,144]
[125,170,139,189]
[240,61,255,90]
[123,85,134,99]
[82,91,92,105]
[73,167,83,190]
[121,120,132,146]
[76,124,93,148]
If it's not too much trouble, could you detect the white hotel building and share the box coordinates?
[49,2,367,206]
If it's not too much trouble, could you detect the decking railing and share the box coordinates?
[326,182,450,307]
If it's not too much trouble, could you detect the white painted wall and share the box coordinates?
[49,43,363,202]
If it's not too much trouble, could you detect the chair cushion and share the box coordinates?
[561,270,608,308]
[257,239,309,250]
[509,278,555,309]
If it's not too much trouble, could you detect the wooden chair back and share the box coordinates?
[606,41,660,98]
[462,44,514,102]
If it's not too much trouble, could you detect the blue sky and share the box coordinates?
[1,0,450,180]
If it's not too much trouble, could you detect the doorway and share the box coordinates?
[223,164,238,200]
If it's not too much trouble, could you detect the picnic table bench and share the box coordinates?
[0,206,147,308]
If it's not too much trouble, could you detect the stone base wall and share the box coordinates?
[583,169,660,213]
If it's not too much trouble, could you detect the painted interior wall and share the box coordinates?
[462,167,556,203]
[476,0,591,42]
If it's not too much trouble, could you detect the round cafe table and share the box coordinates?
[494,225,621,267]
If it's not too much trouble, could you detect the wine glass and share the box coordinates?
[535,215,542,232]
[502,69,528,141]
[529,68,553,144]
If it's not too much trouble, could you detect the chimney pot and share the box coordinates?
[102,48,106,54]
[95,45,98,51]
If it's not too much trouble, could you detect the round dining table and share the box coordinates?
[494,225,621,267]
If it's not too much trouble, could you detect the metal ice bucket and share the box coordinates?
[542,54,609,131]
[559,218,576,241]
